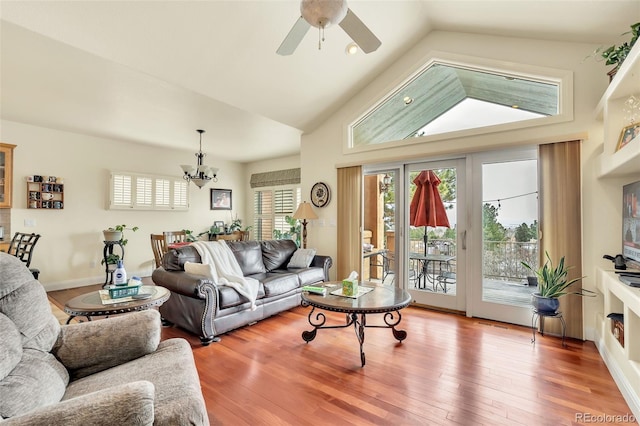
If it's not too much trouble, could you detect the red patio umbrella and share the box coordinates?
[410,170,451,288]
[410,170,450,253]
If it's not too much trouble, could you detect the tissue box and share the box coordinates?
[342,278,359,296]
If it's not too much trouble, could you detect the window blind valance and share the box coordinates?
[250,168,300,188]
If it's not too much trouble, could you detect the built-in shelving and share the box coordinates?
[596,42,640,178]
[595,268,640,418]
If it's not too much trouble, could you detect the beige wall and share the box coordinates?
[1,119,248,290]
[3,28,638,342]
[297,30,633,340]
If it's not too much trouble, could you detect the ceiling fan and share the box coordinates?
[277,0,381,56]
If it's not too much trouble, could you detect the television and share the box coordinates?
[623,180,640,270]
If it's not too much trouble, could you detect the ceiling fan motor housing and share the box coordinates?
[301,0,348,28]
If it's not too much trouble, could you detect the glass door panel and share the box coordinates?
[406,159,465,312]
[471,150,538,325]
[362,170,397,285]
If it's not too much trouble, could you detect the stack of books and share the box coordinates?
[302,285,327,296]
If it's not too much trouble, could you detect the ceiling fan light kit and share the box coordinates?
[301,0,348,29]
[277,0,381,56]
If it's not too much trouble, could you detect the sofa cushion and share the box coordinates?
[291,267,326,286]
[259,272,300,297]
[218,284,266,309]
[0,313,22,381]
[0,348,69,419]
[163,246,202,271]
[226,240,267,276]
[287,248,317,268]
[260,240,298,271]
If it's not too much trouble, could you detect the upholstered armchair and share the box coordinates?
[0,253,209,425]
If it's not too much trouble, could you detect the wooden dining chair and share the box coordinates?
[163,230,187,246]
[150,234,168,268]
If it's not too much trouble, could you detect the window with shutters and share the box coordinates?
[110,172,189,211]
[253,186,301,241]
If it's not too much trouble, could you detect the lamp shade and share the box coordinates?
[293,201,318,220]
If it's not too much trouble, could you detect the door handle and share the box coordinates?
[461,230,467,250]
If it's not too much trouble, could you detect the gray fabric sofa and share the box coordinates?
[0,253,208,425]
[152,239,332,345]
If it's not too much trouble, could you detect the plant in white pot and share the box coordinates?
[101,224,139,266]
[522,251,594,313]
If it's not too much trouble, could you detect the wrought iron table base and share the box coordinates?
[302,306,407,366]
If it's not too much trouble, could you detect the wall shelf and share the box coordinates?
[27,176,64,209]
[595,268,640,418]
[596,42,640,179]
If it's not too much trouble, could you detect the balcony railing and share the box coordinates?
[407,239,538,282]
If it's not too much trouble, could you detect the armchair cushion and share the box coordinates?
[3,381,155,426]
[0,348,69,418]
[53,310,161,380]
[0,313,21,379]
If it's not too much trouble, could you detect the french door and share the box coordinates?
[469,149,539,326]
[364,149,536,324]
[405,159,466,312]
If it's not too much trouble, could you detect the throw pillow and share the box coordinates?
[287,248,317,269]
[184,262,215,280]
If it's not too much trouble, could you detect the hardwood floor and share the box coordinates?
[49,285,632,425]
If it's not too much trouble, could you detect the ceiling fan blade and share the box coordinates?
[277,16,311,56]
[339,9,381,54]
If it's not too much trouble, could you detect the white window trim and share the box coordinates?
[109,171,189,211]
[344,51,573,155]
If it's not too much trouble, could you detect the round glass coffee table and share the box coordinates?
[301,282,411,366]
[64,285,170,324]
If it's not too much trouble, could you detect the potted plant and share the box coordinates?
[592,22,639,81]
[183,229,198,242]
[522,251,594,313]
[101,224,139,265]
[198,225,223,241]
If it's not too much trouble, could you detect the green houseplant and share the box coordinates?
[101,224,139,265]
[522,251,594,313]
[590,22,640,81]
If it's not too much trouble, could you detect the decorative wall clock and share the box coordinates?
[310,182,330,208]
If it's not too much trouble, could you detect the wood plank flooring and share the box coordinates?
[49,284,632,425]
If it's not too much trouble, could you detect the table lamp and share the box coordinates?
[292,201,318,248]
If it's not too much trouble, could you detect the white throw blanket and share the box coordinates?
[191,241,259,311]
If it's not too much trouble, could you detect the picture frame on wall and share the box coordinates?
[616,122,640,152]
[210,188,232,210]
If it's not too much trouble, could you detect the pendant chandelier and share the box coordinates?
[180,129,218,189]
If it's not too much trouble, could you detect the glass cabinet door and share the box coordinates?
[0,144,15,209]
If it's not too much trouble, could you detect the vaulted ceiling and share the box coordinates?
[1,1,638,162]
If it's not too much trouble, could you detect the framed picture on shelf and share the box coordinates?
[210,188,232,210]
[616,122,640,152]
[213,221,225,232]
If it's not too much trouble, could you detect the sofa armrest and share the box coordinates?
[52,310,161,379]
[2,381,155,426]
[311,255,333,281]
[152,267,219,299]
